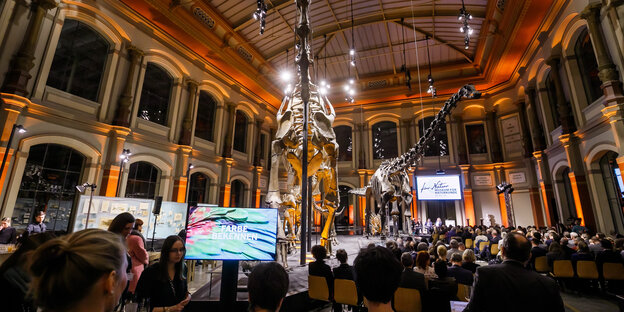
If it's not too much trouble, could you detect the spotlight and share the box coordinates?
[343,85,350,91]
[350,60,356,67]
[16,125,26,134]
[280,70,292,82]
[349,89,355,96]
[349,49,355,56]
[349,79,354,85]
[320,80,326,87]
[320,87,327,95]
[284,84,292,94]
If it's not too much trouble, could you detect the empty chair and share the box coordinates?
[457,284,470,302]
[576,261,599,279]
[465,238,473,249]
[534,256,552,273]
[603,263,624,280]
[334,279,358,306]
[308,275,329,301]
[552,260,574,278]
[393,287,422,312]
[490,243,499,256]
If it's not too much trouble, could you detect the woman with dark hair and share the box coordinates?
[0,232,56,312]
[136,235,190,311]
[108,212,136,239]
[546,241,567,268]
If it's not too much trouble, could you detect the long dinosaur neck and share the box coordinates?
[389,85,473,171]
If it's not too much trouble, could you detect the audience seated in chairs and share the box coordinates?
[447,253,474,286]
[596,239,624,276]
[414,250,438,280]
[446,239,461,262]
[464,232,565,312]
[399,252,426,292]
[529,237,547,270]
[248,262,289,312]
[332,249,354,280]
[571,241,594,270]
[354,246,402,312]
[426,260,458,312]
[308,245,334,302]
[546,241,568,268]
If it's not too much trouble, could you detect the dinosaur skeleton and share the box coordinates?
[352,84,481,237]
[266,0,339,254]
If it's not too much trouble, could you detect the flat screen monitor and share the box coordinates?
[185,206,278,261]
[416,175,462,200]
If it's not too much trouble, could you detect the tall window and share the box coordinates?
[195,91,217,141]
[189,172,210,204]
[337,185,354,227]
[600,152,624,233]
[418,117,448,157]
[561,167,577,220]
[334,126,353,161]
[259,133,267,164]
[372,121,398,159]
[545,72,562,128]
[125,162,160,199]
[13,144,85,233]
[230,180,245,207]
[138,63,172,126]
[46,19,109,102]
[575,29,603,104]
[233,111,248,153]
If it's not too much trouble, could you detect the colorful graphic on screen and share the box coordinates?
[185,206,278,261]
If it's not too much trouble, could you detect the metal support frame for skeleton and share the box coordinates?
[266,0,340,258]
[353,84,481,237]
[496,181,516,228]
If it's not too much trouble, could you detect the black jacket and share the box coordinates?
[136,262,188,308]
[399,268,427,292]
[309,260,334,299]
[448,264,474,285]
[332,263,355,281]
[464,260,564,312]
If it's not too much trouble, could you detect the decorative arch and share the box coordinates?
[561,17,589,56]
[536,63,552,89]
[585,143,619,168]
[333,118,355,127]
[493,97,513,108]
[366,113,401,124]
[414,106,440,119]
[229,174,252,187]
[527,58,545,82]
[551,159,571,179]
[18,134,101,162]
[189,167,219,182]
[126,153,172,177]
[198,80,230,103]
[552,13,580,49]
[517,85,526,99]
[143,50,189,79]
[59,2,130,46]
[236,101,259,117]
[338,181,358,189]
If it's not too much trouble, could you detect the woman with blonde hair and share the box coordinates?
[437,245,448,264]
[29,229,128,312]
[461,249,480,274]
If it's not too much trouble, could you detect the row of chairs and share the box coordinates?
[309,276,472,312]
[463,239,499,255]
[535,258,624,280]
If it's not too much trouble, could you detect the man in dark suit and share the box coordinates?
[308,245,334,300]
[333,249,355,280]
[448,253,474,285]
[399,252,427,292]
[464,233,565,312]
[529,238,547,269]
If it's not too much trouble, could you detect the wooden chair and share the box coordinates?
[478,241,489,252]
[334,279,358,306]
[465,238,473,249]
[393,288,422,312]
[552,260,575,278]
[457,284,470,302]
[490,243,499,256]
[576,261,599,279]
[534,256,551,273]
[603,262,624,280]
[308,275,329,301]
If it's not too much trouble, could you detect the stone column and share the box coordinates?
[222,102,237,158]
[516,100,535,158]
[408,167,418,223]
[559,134,597,232]
[459,165,476,226]
[526,85,547,151]
[99,126,131,197]
[219,158,234,207]
[1,0,57,96]
[545,54,576,134]
[113,46,144,127]
[533,151,556,226]
[356,122,367,169]
[0,95,29,199]
[358,169,368,230]
[251,167,263,208]
[179,79,198,145]
[486,110,503,163]
[171,146,193,203]
[253,118,264,166]
[494,165,509,227]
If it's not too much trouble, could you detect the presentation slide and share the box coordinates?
[416,175,462,200]
[184,206,278,261]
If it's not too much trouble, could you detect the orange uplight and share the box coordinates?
[255,189,261,208]
[568,173,586,226]
[539,182,553,226]
[348,204,354,225]
[172,178,187,203]
[498,193,509,227]
[222,184,231,208]
[314,210,321,226]
[359,197,366,226]
[100,168,120,197]
[0,149,10,195]
[463,189,476,226]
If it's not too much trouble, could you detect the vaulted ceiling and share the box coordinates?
[120,0,561,109]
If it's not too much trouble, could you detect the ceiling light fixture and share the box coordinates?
[425,35,436,97]
[253,0,267,35]
[399,17,411,90]
[283,49,292,96]
[319,34,330,96]
[458,0,473,50]
[345,0,356,103]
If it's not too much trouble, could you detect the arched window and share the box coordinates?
[138,63,172,126]
[575,28,603,104]
[125,161,160,199]
[561,167,577,220]
[13,144,85,233]
[46,19,109,102]
[418,117,448,157]
[233,111,248,153]
[545,72,562,128]
[334,126,353,161]
[337,185,354,227]
[372,121,398,159]
[230,179,245,207]
[195,91,217,141]
[189,172,210,204]
[599,152,624,233]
